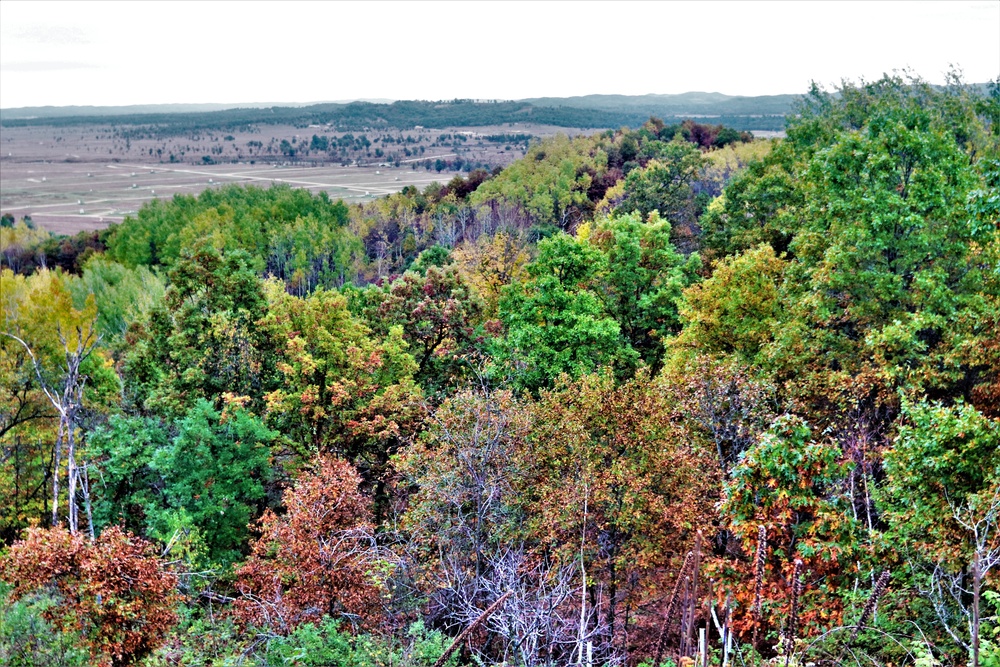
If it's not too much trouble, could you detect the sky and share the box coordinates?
[1,1,997,109]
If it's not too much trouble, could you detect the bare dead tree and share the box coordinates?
[688,360,776,473]
[708,590,734,667]
[836,401,890,535]
[922,487,1000,667]
[460,545,584,667]
[2,323,101,539]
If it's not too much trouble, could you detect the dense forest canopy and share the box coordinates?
[1,72,999,667]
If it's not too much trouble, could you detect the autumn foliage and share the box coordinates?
[0,72,997,666]
[233,455,385,634]
[1,525,178,666]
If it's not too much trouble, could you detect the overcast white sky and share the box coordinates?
[1,1,997,108]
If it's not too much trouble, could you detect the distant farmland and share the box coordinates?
[1,95,793,235]
[0,121,601,235]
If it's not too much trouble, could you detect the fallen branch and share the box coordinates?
[432,591,513,667]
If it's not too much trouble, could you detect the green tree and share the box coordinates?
[70,257,165,342]
[122,246,280,417]
[673,243,785,366]
[774,92,995,403]
[90,400,274,566]
[471,134,598,227]
[586,211,700,367]
[494,233,627,391]
[879,400,1000,662]
[881,400,1000,565]
[613,140,704,227]
[106,184,358,290]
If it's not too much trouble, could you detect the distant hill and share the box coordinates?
[3,84,992,130]
[0,92,818,134]
[0,100,647,133]
[1,93,800,121]
[522,92,800,117]
[0,99,395,120]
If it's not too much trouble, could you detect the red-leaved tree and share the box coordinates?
[1,525,179,666]
[233,455,386,634]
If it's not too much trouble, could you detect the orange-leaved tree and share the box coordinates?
[521,370,719,664]
[234,455,386,634]
[717,415,860,650]
[1,525,178,666]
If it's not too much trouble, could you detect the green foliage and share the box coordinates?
[982,590,1000,667]
[698,138,802,258]
[106,184,359,290]
[0,221,51,273]
[695,73,1000,413]
[411,245,452,274]
[587,211,701,366]
[88,414,167,536]
[69,257,165,341]
[723,415,857,560]
[139,602,250,666]
[721,415,860,633]
[0,585,90,667]
[268,210,363,294]
[614,139,705,226]
[122,246,280,417]
[153,400,274,565]
[0,268,120,536]
[263,618,457,667]
[702,72,998,261]
[674,244,785,365]
[495,212,697,389]
[263,282,418,450]
[495,233,626,390]
[471,134,600,226]
[89,401,274,566]
[881,399,1000,562]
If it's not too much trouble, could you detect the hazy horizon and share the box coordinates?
[0,91,807,114]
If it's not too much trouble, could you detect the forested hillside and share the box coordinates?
[1,73,999,667]
[0,99,654,135]
[0,95,788,134]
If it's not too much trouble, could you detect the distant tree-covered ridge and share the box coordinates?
[0,97,789,135]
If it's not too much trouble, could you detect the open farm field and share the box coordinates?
[0,160,467,235]
[1,122,601,235]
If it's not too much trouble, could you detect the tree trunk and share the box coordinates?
[66,415,78,534]
[52,420,63,527]
[82,463,95,542]
[974,551,981,667]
